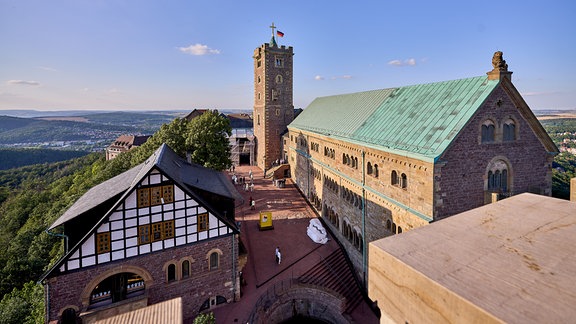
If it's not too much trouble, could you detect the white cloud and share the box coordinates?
[38,66,57,72]
[388,58,417,67]
[314,75,325,80]
[178,43,221,56]
[7,80,40,86]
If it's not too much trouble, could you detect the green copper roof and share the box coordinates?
[289,76,499,162]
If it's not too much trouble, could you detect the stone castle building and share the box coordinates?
[253,23,294,171]
[106,135,150,160]
[283,51,558,285]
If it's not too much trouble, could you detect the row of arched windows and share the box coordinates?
[164,250,221,283]
[310,167,321,181]
[343,153,359,169]
[324,175,339,193]
[341,187,363,210]
[324,146,335,159]
[342,221,363,252]
[386,220,403,235]
[310,191,322,210]
[481,118,517,143]
[391,170,408,189]
[310,142,320,152]
[367,162,379,177]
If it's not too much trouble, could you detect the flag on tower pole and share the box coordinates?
[277,30,284,37]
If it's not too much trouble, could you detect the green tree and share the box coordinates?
[193,312,215,324]
[0,281,44,324]
[186,111,232,170]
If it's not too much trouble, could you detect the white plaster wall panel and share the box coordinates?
[111,240,124,251]
[125,237,137,247]
[187,225,195,234]
[152,241,162,251]
[187,235,197,243]
[140,177,149,186]
[110,211,123,221]
[152,213,162,223]
[111,230,123,240]
[209,229,218,237]
[175,201,185,210]
[82,256,95,267]
[151,205,161,214]
[190,216,197,225]
[138,207,148,215]
[209,215,218,229]
[164,240,174,249]
[110,220,123,231]
[176,228,185,236]
[219,227,228,235]
[176,236,186,245]
[125,227,137,237]
[150,173,161,184]
[164,203,173,211]
[199,231,207,240]
[198,207,207,214]
[126,247,138,257]
[112,250,124,261]
[176,218,185,227]
[138,216,150,225]
[71,249,80,259]
[125,218,137,228]
[125,208,137,218]
[98,253,110,264]
[164,211,174,219]
[68,260,80,270]
[175,188,185,200]
[98,223,110,232]
[139,244,150,254]
[125,195,137,209]
[81,235,95,256]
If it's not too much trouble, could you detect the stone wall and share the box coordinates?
[435,86,554,219]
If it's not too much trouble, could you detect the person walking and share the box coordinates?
[277,248,282,264]
[275,247,280,264]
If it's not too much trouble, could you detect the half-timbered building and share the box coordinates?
[41,144,242,323]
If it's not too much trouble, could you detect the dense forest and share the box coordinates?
[0,148,89,170]
[0,112,231,323]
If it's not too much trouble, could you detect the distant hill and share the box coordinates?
[0,148,90,170]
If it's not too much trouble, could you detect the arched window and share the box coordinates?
[392,223,397,234]
[342,153,346,164]
[503,119,516,141]
[481,120,495,143]
[182,260,190,279]
[367,162,373,175]
[401,173,408,189]
[61,308,78,324]
[398,226,403,234]
[386,220,391,231]
[391,170,398,186]
[209,252,219,270]
[167,264,176,282]
[487,160,509,193]
[374,164,379,178]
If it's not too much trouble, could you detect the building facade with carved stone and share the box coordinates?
[286,52,558,285]
[41,144,242,323]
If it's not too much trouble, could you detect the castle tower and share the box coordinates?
[253,23,294,172]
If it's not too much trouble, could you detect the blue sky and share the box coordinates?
[1,0,575,111]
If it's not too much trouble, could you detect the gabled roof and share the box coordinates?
[49,143,241,229]
[289,76,500,162]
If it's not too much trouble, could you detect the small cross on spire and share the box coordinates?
[270,22,276,37]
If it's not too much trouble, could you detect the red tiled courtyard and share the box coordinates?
[210,165,379,323]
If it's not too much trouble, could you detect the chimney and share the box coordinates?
[487,51,513,81]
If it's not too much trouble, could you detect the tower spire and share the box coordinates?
[269,22,277,47]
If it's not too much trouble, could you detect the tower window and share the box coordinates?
[275,57,284,67]
[276,75,283,84]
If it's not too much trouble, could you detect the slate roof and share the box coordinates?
[289,76,500,162]
[49,143,242,229]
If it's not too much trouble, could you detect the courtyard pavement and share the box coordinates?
[210,165,379,324]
